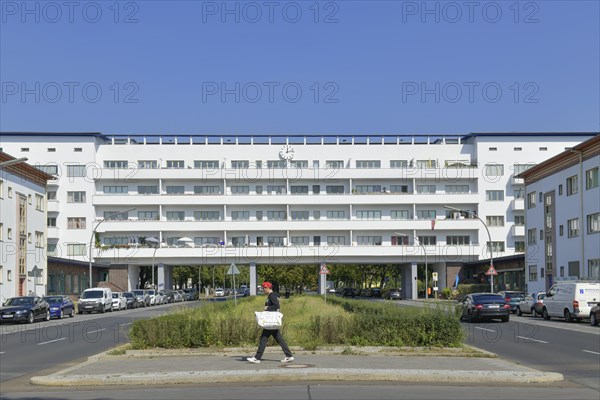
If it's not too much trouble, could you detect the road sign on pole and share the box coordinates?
[432,272,438,281]
[319,263,330,274]
[485,265,498,276]
[227,263,240,275]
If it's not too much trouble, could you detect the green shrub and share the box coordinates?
[457,284,489,297]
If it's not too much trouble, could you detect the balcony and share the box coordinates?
[512,176,525,185]
[511,225,525,237]
[47,200,60,213]
[47,227,60,238]
[511,198,524,211]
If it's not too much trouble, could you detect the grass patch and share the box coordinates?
[130,296,463,350]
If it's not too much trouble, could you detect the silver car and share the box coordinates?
[516,292,546,317]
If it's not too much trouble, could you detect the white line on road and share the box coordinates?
[38,337,66,346]
[582,350,600,355]
[0,351,5,355]
[120,323,132,327]
[474,327,496,333]
[86,329,106,334]
[517,336,548,344]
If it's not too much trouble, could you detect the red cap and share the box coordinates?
[262,282,272,289]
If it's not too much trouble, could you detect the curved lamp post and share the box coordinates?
[88,208,136,288]
[145,237,160,289]
[444,205,494,293]
[395,232,428,299]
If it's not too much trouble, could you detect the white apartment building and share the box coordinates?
[0,152,53,301]
[520,135,600,294]
[0,132,596,298]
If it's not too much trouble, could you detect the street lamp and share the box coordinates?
[145,237,160,289]
[0,157,29,168]
[395,232,428,299]
[88,208,136,288]
[444,205,494,293]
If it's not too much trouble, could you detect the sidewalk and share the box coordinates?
[30,346,563,387]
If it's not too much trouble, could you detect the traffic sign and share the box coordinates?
[319,263,330,274]
[227,263,240,275]
[485,265,498,276]
[432,272,438,281]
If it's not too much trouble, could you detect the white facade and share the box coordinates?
[522,135,600,294]
[0,132,595,298]
[0,156,49,301]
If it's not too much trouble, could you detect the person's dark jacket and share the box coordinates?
[265,292,280,311]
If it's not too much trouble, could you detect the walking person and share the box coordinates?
[247,282,294,364]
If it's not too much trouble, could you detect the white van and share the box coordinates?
[78,287,113,314]
[542,280,600,322]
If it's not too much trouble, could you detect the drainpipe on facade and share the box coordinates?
[571,149,585,275]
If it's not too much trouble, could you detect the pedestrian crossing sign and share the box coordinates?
[485,265,498,276]
[320,263,330,274]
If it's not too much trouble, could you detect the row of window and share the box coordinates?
[527,213,599,244]
[528,259,600,281]
[0,223,44,246]
[0,182,44,211]
[527,167,599,208]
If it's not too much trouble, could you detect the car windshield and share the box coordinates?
[132,291,144,296]
[45,296,63,304]
[112,293,119,298]
[124,293,133,298]
[473,295,505,303]
[4,297,33,306]
[81,290,103,299]
[504,292,526,298]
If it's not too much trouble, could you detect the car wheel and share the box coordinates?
[45,310,50,321]
[591,313,598,326]
[78,309,83,315]
[516,307,522,317]
[531,308,537,318]
[101,306,106,313]
[59,309,64,319]
[501,316,509,323]
[70,308,75,318]
[542,308,551,320]
[564,309,573,323]
[27,312,34,324]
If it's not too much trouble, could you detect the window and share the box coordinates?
[36,164,59,175]
[416,185,436,194]
[417,210,436,220]
[540,229,544,240]
[418,236,437,246]
[568,261,580,278]
[47,148,56,152]
[355,185,381,193]
[513,163,535,175]
[138,160,158,169]
[527,192,536,208]
[558,184,563,195]
[487,241,505,252]
[0,265,2,284]
[356,236,382,246]
[486,190,504,201]
[104,211,129,220]
[138,211,159,220]
[74,147,82,152]
[166,211,185,221]
[486,216,504,227]
[489,147,497,151]
[416,160,436,168]
[103,236,129,246]
[8,187,12,198]
[326,185,345,194]
[312,185,320,194]
[290,160,308,169]
[47,191,57,201]
[390,185,409,193]
[327,236,346,245]
[21,147,29,152]
[514,215,525,226]
[67,191,86,203]
[194,160,219,169]
[28,232,32,243]
[586,167,599,190]
[313,211,320,219]
[194,186,220,195]
[515,241,525,253]
[232,211,250,221]
[356,160,381,169]
[35,194,44,211]
[567,218,579,237]
[291,211,309,220]
[256,211,263,220]
[266,211,286,220]
[103,186,128,194]
[587,213,599,234]
[446,236,470,245]
[325,160,344,169]
[255,161,263,169]
[138,186,158,195]
[0,223,3,240]
[529,265,537,281]
[485,164,504,176]
[290,186,309,194]
[539,147,547,151]
[67,217,86,229]
[559,225,564,236]
[560,266,565,277]
[445,185,469,194]
[231,160,249,169]
[267,237,286,247]
[291,236,309,245]
[47,217,56,227]
[326,210,346,220]
[527,228,536,244]
[67,244,86,256]
[514,147,522,151]
[391,210,410,220]
[589,259,600,279]
[390,160,408,168]
[0,180,3,197]
[104,160,128,169]
[267,185,286,194]
[7,270,12,281]
[391,236,409,246]
[166,186,185,194]
[35,231,43,247]
[8,228,12,240]
[194,211,220,221]
[267,160,286,169]
[194,237,220,246]
[356,210,382,220]
[166,160,184,169]
[538,192,543,203]
[231,186,250,194]
[67,165,86,177]
[256,186,263,194]
[566,175,578,196]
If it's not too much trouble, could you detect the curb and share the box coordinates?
[30,368,563,387]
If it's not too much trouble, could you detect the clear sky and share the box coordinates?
[1,0,598,135]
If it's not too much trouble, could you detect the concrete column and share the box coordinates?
[403,262,418,300]
[157,263,165,291]
[127,265,140,291]
[250,262,257,296]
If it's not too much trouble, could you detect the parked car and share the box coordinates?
[385,289,402,300]
[214,288,225,297]
[342,288,358,298]
[132,290,150,307]
[590,304,600,326]
[542,281,600,322]
[78,288,113,314]
[183,288,197,300]
[0,296,50,324]
[516,292,545,317]
[161,290,175,304]
[359,288,371,297]
[111,292,127,311]
[172,291,183,302]
[498,291,527,314]
[146,289,157,306]
[369,288,382,298]
[460,293,510,323]
[123,292,138,309]
[176,290,186,301]
[45,295,75,319]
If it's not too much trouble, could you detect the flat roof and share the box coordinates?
[1,132,109,140]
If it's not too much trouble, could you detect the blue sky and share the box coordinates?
[1,0,598,134]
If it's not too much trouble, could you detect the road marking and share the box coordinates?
[38,337,66,346]
[474,327,496,333]
[86,329,105,334]
[0,351,5,355]
[120,323,132,327]
[582,350,600,355]
[517,336,548,344]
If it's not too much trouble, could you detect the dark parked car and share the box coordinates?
[123,292,138,309]
[359,288,372,297]
[498,291,527,313]
[369,288,382,298]
[590,304,600,326]
[460,293,510,323]
[0,296,50,324]
[342,288,358,298]
[385,289,402,300]
[45,295,75,319]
